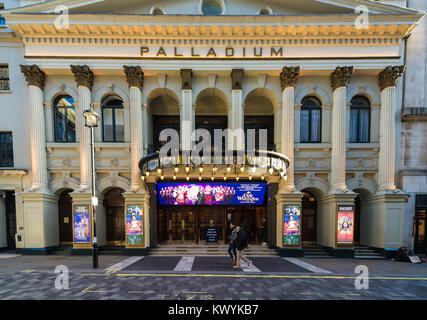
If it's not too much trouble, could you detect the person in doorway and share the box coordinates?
[233,224,252,269]
[260,217,268,245]
[228,222,237,265]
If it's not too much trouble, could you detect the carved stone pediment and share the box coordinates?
[71,65,94,89]
[20,65,45,89]
[280,66,301,90]
[123,66,144,90]
[330,66,355,91]
[378,66,406,91]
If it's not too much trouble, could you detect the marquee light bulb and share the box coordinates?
[199,176,202,181]
[249,176,252,181]
[211,176,214,181]
[252,167,256,173]
[227,166,231,173]
[186,176,190,181]
[157,168,162,174]
[261,175,265,181]
[213,166,217,172]
[145,171,150,177]
[240,166,245,173]
[224,175,227,181]
[269,167,274,175]
[199,167,204,173]
[185,166,190,173]
[173,175,177,181]
[160,175,164,181]
[236,176,239,181]
[141,176,145,181]
[174,166,179,173]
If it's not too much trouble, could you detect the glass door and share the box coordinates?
[414,209,426,254]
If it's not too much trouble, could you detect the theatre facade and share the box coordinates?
[0,0,424,257]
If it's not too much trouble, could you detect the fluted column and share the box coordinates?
[231,69,244,151]
[71,65,94,191]
[124,66,144,191]
[330,66,354,193]
[378,66,406,191]
[20,65,48,191]
[180,69,193,152]
[280,66,301,191]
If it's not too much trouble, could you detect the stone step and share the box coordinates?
[354,255,386,259]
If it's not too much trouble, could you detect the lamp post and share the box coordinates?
[83,104,100,269]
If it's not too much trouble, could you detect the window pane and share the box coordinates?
[0,133,13,167]
[310,109,321,142]
[66,107,76,142]
[103,108,114,141]
[349,109,358,143]
[359,109,370,143]
[115,108,124,142]
[300,109,310,142]
[202,0,222,15]
[55,107,66,142]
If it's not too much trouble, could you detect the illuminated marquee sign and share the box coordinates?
[157,183,266,206]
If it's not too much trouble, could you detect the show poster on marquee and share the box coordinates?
[283,205,301,246]
[157,183,266,206]
[73,205,91,244]
[337,205,355,245]
[126,205,144,246]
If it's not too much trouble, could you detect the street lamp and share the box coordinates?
[83,104,100,269]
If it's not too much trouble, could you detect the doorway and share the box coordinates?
[104,188,125,246]
[301,191,317,244]
[58,189,73,245]
[5,191,16,250]
[414,209,426,254]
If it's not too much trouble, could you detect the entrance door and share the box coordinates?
[301,191,317,243]
[166,207,196,243]
[198,206,225,243]
[58,190,73,245]
[5,191,16,249]
[354,196,361,244]
[227,207,258,244]
[414,209,426,254]
[104,188,125,246]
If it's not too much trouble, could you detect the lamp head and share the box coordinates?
[83,105,100,128]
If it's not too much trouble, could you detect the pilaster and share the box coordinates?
[180,69,193,152]
[231,69,244,151]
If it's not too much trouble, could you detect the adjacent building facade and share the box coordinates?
[0,0,425,256]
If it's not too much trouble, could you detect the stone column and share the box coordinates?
[231,69,244,151]
[280,66,301,191]
[124,66,145,191]
[330,66,354,192]
[20,65,49,191]
[378,66,406,191]
[180,69,193,152]
[71,65,94,192]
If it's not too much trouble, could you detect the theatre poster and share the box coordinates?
[283,205,301,247]
[125,204,144,248]
[336,205,355,247]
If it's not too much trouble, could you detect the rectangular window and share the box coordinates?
[0,65,10,90]
[0,132,13,167]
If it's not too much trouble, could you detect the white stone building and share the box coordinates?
[0,0,424,257]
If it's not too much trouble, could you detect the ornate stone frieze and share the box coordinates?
[231,69,244,90]
[280,66,301,90]
[70,65,94,89]
[123,66,144,90]
[330,66,355,91]
[180,69,193,90]
[20,65,46,89]
[378,65,406,91]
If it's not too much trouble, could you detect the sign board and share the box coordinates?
[157,183,266,206]
[337,205,355,246]
[72,204,91,247]
[206,226,218,243]
[125,204,144,247]
[283,205,301,247]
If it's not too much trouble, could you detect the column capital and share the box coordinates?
[280,66,301,90]
[330,66,355,91]
[378,65,406,91]
[231,69,244,90]
[71,65,94,89]
[124,66,144,90]
[180,69,193,90]
[20,65,45,89]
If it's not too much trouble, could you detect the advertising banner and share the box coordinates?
[126,204,144,246]
[337,205,355,245]
[283,205,301,247]
[73,205,91,245]
[157,183,266,206]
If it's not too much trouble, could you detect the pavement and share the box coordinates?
[1,251,427,300]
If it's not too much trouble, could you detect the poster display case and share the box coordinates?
[336,205,355,247]
[125,204,145,247]
[72,204,92,248]
[283,204,301,247]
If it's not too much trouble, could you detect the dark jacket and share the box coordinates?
[233,229,248,251]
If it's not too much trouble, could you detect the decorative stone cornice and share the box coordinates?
[70,65,94,89]
[378,65,406,91]
[180,69,192,90]
[330,66,355,91]
[20,65,45,89]
[123,66,144,90]
[231,69,244,90]
[280,66,301,90]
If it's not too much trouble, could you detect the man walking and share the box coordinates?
[233,224,252,269]
[228,222,237,265]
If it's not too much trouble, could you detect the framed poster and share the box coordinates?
[283,205,301,247]
[72,205,92,247]
[125,204,144,247]
[336,205,355,246]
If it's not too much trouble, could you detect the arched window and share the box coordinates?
[150,6,165,15]
[259,6,273,15]
[300,96,322,143]
[201,0,223,15]
[53,95,76,143]
[102,95,124,142]
[349,95,370,143]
